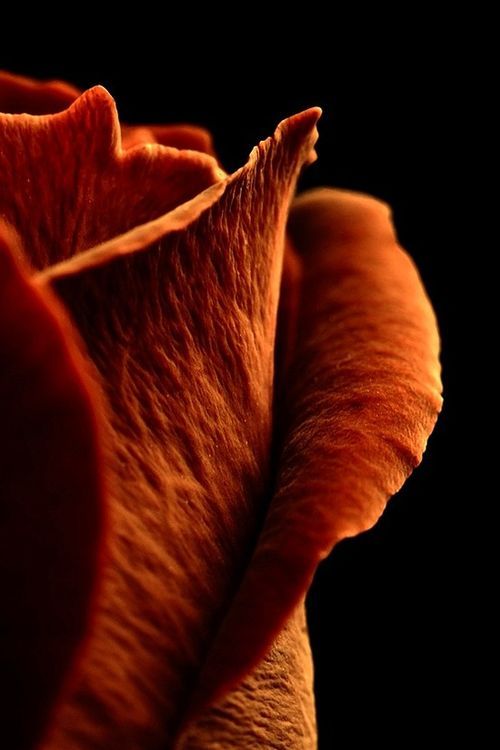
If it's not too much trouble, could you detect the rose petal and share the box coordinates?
[0,70,216,155]
[0,70,79,114]
[274,240,304,414]
[185,188,442,720]
[0,86,221,270]
[121,124,216,155]
[176,602,316,750]
[36,107,320,748]
[0,225,106,749]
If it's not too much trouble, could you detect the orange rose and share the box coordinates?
[0,71,442,749]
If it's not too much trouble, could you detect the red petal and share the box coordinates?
[1,71,216,156]
[187,188,442,719]
[36,109,320,748]
[0,70,79,114]
[274,240,304,405]
[122,124,216,155]
[0,86,221,270]
[0,226,106,749]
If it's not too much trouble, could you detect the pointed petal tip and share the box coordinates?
[297,105,322,123]
[280,106,322,164]
[276,106,322,139]
[0,81,117,125]
[68,84,117,116]
[255,106,322,171]
[285,106,322,124]
[304,105,323,122]
[79,84,115,102]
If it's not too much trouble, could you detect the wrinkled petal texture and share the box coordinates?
[177,601,316,750]
[0,70,216,155]
[0,227,106,749]
[0,71,442,750]
[189,188,443,717]
[31,98,320,749]
[0,85,221,271]
[284,188,442,542]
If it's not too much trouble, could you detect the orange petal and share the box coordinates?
[36,108,320,749]
[0,226,106,749]
[186,188,442,720]
[0,86,221,270]
[274,239,304,413]
[122,123,216,155]
[0,70,79,114]
[177,602,316,749]
[1,70,216,156]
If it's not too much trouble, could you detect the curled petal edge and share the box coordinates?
[181,188,443,723]
[35,107,321,748]
[0,225,107,749]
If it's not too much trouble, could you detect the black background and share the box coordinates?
[3,34,465,748]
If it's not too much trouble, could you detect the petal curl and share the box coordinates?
[0,70,79,114]
[186,188,442,719]
[0,226,106,749]
[0,86,221,270]
[0,70,216,154]
[36,108,320,749]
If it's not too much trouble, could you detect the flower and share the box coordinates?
[0,71,442,750]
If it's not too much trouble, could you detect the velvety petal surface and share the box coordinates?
[187,188,442,719]
[0,70,79,114]
[121,124,216,155]
[0,86,222,270]
[35,107,320,749]
[0,70,216,155]
[1,71,442,749]
[0,227,106,749]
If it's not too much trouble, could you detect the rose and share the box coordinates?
[0,71,442,750]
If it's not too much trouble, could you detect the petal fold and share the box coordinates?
[0,70,79,114]
[0,226,106,749]
[186,188,442,719]
[37,109,320,749]
[0,70,216,155]
[0,86,221,270]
